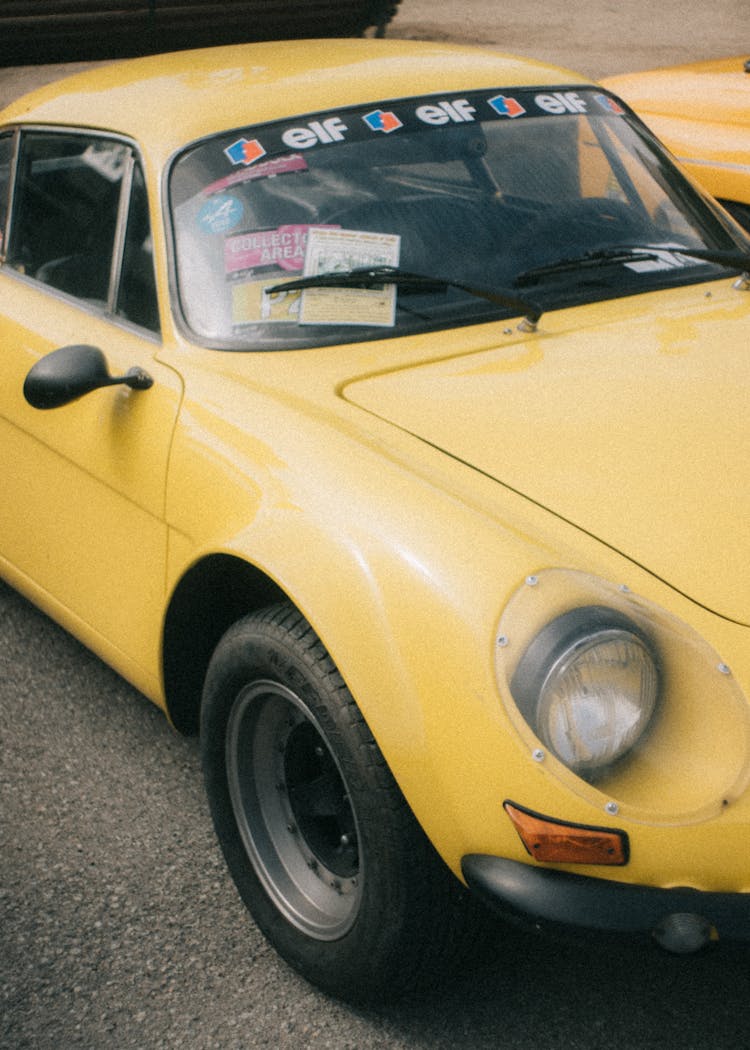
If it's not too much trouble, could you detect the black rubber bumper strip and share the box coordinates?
[461,855,750,939]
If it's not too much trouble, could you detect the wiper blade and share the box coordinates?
[515,244,750,286]
[514,247,664,285]
[266,266,542,324]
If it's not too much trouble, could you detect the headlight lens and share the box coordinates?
[511,607,660,778]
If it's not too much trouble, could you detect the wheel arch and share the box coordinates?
[162,552,287,735]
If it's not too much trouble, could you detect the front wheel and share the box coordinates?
[200,603,471,1002]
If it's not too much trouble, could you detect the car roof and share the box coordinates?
[0,38,587,165]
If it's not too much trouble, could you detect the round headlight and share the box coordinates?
[511,606,660,778]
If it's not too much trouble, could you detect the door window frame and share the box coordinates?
[0,124,160,337]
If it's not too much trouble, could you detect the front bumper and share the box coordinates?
[462,855,750,949]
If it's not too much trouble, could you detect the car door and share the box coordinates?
[0,127,182,691]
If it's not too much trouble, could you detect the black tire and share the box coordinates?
[200,602,472,1002]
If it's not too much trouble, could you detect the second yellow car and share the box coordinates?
[604,56,750,230]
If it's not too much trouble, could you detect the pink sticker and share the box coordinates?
[205,153,308,196]
[224,224,339,274]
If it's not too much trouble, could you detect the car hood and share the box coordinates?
[603,57,750,127]
[342,289,750,624]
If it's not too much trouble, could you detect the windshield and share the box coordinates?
[168,86,745,350]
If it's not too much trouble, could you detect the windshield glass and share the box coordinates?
[169,87,745,350]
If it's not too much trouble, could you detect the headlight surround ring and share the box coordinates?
[495,569,750,822]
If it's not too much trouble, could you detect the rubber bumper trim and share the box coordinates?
[461,855,750,940]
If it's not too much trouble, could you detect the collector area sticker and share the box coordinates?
[224,224,339,275]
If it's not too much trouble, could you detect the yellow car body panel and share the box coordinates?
[0,41,748,979]
[603,57,750,213]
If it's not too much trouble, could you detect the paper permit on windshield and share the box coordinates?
[299,228,401,326]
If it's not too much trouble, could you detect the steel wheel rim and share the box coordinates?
[226,680,362,940]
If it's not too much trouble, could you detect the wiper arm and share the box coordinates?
[671,246,750,270]
[266,265,542,325]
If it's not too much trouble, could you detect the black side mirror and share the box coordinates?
[23,344,153,410]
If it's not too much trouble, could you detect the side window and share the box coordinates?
[117,161,160,332]
[5,130,159,332]
[7,132,127,303]
[0,133,15,259]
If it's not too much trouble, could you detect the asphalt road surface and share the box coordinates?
[2,3,748,1047]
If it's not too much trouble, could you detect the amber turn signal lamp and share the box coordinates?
[504,801,629,866]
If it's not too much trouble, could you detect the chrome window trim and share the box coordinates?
[0,128,20,265]
[108,147,135,316]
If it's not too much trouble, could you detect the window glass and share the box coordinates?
[7,132,128,304]
[117,162,160,331]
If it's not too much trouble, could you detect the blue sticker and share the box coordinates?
[487,95,526,118]
[198,195,244,234]
[224,138,267,166]
[362,109,403,133]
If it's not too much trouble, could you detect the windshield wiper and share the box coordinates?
[266,265,542,325]
[670,246,750,269]
[514,244,750,286]
[514,247,671,285]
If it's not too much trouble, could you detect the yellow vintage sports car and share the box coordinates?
[603,56,750,231]
[1,40,749,1002]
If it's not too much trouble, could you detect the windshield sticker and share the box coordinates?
[281,117,348,150]
[487,95,526,118]
[209,87,626,175]
[205,153,308,196]
[594,94,626,115]
[415,99,476,125]
[624,248,688,272]
[224,137,267,166]
[199,195,244,234]
[224,224,339,275]
[534,91,588,114]
[363,109,403,133]
[298,228,400,327]
[233,277,302,326]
